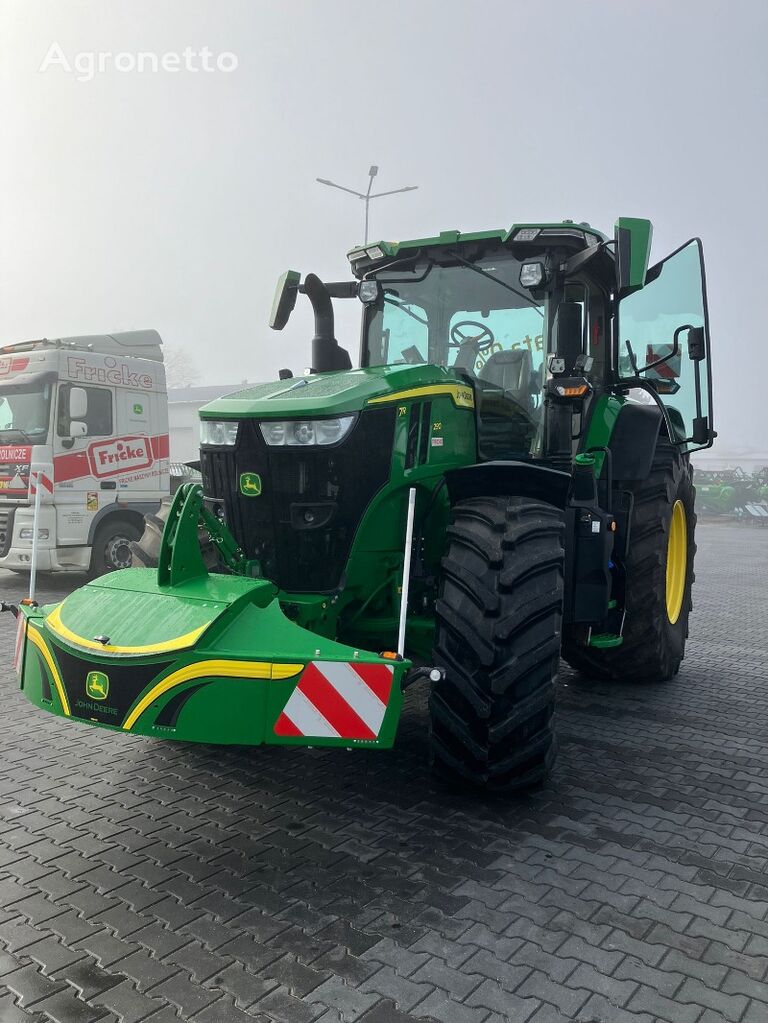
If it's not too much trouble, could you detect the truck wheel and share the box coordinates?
[430,496,564,792]
[562,438,696,682]
[90,519,141,576]
[130,496,173,568]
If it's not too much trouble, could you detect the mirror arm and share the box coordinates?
[309,281,358,299]
[636,323,692,376]
[561,239,610,277]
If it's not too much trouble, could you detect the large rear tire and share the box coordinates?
[562,438,696,682]
[430,496,564,792]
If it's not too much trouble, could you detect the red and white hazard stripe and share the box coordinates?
[12,615,26,676]
[274,661,394,740]
[645,344,679,380]
[29,471,54,495]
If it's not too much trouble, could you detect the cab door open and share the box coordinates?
[617,238,714,450]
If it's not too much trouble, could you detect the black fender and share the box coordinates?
[444,461,571,510]
[606,402,663,482]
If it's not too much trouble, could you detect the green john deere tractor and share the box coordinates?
[10,218,715,791]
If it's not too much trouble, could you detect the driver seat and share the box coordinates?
[477,348,536,458]
[479,348,532,397]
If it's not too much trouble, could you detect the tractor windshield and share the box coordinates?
[363,256,545,373]
[363,254,549,457]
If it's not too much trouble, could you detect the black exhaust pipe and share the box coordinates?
[303,273,352,373]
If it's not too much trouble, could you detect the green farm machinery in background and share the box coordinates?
[11,218,715,791]
[695,466,768,518]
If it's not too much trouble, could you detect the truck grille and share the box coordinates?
[200,408,396,593]
[0,507,16,557]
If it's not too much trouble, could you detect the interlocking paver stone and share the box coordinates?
[0,523,766,1023]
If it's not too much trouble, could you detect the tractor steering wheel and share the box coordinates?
[449,320,496,351]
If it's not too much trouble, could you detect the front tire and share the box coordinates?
[89,519,141,576]
[563,438,696,682]
[430,496,564,792]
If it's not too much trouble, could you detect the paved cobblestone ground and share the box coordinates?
[0,522,766,1023]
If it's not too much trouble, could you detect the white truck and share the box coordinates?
[0,329,168,574]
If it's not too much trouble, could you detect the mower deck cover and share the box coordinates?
[17,568,406,748]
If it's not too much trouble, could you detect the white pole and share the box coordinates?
[397,487,417,657]
[28,471,42,602]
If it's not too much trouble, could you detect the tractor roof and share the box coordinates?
[347,221,608,277]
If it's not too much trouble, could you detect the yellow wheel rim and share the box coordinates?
[666,499,688,624]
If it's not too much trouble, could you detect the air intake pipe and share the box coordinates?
[303,273,352,373]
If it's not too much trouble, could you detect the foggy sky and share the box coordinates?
[1,0,765,452]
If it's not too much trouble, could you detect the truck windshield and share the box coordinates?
[0,379,54,444]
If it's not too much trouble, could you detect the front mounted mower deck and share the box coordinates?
[11,217,715,792]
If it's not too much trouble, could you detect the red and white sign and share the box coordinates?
[274,661,394,741]
[54,433,168,484]
[87,435,153,479]
[0,356,30,378]
[0,445,31,495]
[29,471,54,496]
[646,343,681,380]
[12,615,26,676]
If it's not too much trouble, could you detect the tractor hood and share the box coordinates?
[199,364,473,419]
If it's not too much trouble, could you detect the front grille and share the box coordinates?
[0,506,16,556]
[201,408,396,593]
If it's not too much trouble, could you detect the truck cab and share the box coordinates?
[0,329,168,574]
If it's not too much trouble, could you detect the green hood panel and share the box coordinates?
[200,364,470,419]
[43,568,277,658]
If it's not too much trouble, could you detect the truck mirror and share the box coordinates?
[69,421,87,438]
[270,270,301,330]
[68,386,88,420]
[614,217,653,295]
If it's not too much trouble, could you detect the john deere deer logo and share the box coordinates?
[85,671,109,701]
[239,472,262,497]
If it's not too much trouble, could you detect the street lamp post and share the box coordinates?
[316,166,418,244]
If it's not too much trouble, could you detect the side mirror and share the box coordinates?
[614,217,653,295]
[69,421,87,438]
[68,386,88,420]
[269,270,301,330]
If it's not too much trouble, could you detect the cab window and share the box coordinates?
[57,384,113,438]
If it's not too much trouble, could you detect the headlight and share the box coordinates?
[358,280,379,304]
[514,227,541,242]
[260,415,355,447]
[200,420,238,446]
[20,528,49,540]
[520,261,545,288]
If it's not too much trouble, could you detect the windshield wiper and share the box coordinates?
[384,295,429,326]
[0,427,34,444]
[447,251,544,317]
